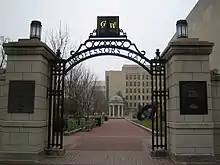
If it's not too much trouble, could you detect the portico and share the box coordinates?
[108,95,124,117]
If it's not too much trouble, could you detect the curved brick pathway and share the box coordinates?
[40,119,174,165]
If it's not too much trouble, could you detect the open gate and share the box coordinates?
[47,16,167,151]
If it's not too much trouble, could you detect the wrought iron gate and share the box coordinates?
[47,19,167,151]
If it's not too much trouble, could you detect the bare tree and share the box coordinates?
[0,36,10,68]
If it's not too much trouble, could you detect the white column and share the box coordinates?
[118,105,120,117]
[109,105,111,117]
[112,105,115,117]
[121,105,124,117]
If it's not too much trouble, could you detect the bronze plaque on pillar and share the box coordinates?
[179,81,208,115]
[8,80,35,113]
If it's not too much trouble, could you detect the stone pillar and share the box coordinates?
[118,105,120,117]
[162,38,215,163]
[0,39,56,163]
[112,105,115,117]
[108,105,111,117]
[121,105,124,117]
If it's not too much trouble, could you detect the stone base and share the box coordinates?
[170,153,217,164]
[0,151,44,164]
[44,148,65,157]
[150,149,169,158]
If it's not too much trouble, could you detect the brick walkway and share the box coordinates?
[40,119,174,165]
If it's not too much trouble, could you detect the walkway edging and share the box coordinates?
[125,119,154,133]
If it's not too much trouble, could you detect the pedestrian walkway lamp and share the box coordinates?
[30,20,42,40]
[176,20,188,38]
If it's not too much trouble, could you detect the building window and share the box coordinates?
[146,95,149,100]
[134,102,137,107]
[138,75,140,80]
[130,81,132,86]
[134,95,136,100]
[130,75,132,79]
[130,88,132,93]
[138,88,140,93]
[134,75,136,79]
[126,95,128,100]
[142,75,145,79]
[142,88,145,93]
[146,82,148,86]
[134,82,136,86]
[142,82,145,86]
[146,88,148,93]
[130,95,132,100]
[126,88,128,93]
[126,75,128,79]
[129,103,132,107]
[134,88,136,93]
[146,75,149,79]
[142,95,145,100]
[126,81,128,86]
[138,95,140,100]
[137,82,140,86]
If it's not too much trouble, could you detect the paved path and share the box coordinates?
[40,119,174,165]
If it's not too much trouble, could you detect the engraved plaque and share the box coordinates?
[8,80,35,113]
[179,81,208,115]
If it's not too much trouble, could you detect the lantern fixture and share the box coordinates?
[30,20,42,40]
[176,20,188,38]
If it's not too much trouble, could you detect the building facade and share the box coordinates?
[171,0,220,71]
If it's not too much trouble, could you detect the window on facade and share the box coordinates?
[126,88,128,93]
[146,82,148,86]
[130,88,132,93]
[146,95,149,100]
[138,88,140,93]
[142,75,145,79]
[142,95,145,100]
[126,75,128,79]
[126,95,128,100]
[137,82,140,86]
[134,82,136,86]
[129,102,132,107]
[146,75,149,79]
[130,81,132,86]
[134,102,137,107]
[138,95,140,100]
[130,75,132,79]
[134,88,136,93]
[146,88,148,93]
[142,82,145,86]
[142,88,144,93]
[134,95,136,100]
[134,75,136,79]
[138,75,140,80]
[130,95,132,100]
[126,81,128,86]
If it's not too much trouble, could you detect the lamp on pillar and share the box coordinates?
[176,20,188,38]
[30,20,42,40]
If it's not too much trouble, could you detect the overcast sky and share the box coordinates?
[0,0,198,80]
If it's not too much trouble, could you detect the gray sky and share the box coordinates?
[0,0,198,80]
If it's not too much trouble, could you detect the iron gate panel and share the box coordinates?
[48,56,65,149]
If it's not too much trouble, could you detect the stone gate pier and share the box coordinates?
[0,38,56,163]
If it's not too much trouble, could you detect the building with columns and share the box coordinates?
[108,95,124,118]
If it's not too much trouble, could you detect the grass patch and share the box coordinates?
[132,119,165,133]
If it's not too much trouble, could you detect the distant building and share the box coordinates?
[105,65,152,115]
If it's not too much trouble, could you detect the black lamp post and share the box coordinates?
[30,20,42,40]
[176,20,188,38]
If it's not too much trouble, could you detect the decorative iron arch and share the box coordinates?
[64,29,152,74]
[47,28,167,153]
